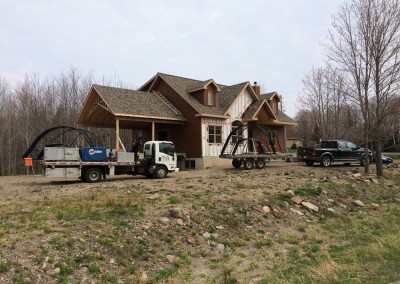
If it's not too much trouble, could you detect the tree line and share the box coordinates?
[0,69,132,176]
[294,0,400,177]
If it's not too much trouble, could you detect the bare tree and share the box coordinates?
[326,0,400,176]
[298,65,353,141]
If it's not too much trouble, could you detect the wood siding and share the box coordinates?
[151,79,202,158]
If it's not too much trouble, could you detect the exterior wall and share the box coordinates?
[151,79,202,158]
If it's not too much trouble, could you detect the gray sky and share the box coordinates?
[0,0,345,117]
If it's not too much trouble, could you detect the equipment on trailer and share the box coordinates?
[219,124,292,170]
[23,126,178,182]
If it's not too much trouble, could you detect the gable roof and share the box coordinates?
[261,92,282,102]
[76,84,186,127]
[140,73,258,117]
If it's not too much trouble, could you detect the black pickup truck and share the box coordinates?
[297,140,372,167]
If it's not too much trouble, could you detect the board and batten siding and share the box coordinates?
[201,89,253,157]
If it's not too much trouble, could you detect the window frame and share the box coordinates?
[208,125,222,144]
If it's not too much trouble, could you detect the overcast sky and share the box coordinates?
[0,0,346,117]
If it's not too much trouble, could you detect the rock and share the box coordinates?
[202,232,211,239]
[23,278,32,284]
[286,190,295,196]
[339,203,347,209]
[227,207,234,213]
[147,193,160,200]
[110,258,115,264]
[371,179,379,184]
[169,208,186,219]
[353,173,362,178]
[371,203,379,208]
[262,206,271,213]
[216,243,225,252]
[291,196,303,205]
[21,208,32,213]
[301,202,319,212]
[290,208,304,216]
[364,180,371,183]
[327,208,335,213]
[283,201,290,209]
[353,200,365,207]
[140,272,148,282]
[175,218,184,226]
[166,255,176,263]
[328,199,334,203]
[46,267,61,277]
[216,225,225,230]
[158,217,170,224]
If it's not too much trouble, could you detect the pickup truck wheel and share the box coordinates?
[320,155,332,167]
[154,166,168,179]
[85,168,102,183]
[232,159,241,168]
[255,159,266,169]
[244,159,254,170]
[305,160,315,166]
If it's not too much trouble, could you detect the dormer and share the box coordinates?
[263,92,282,115]
[186,79,221,106]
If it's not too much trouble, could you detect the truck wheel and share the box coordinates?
[320,155,332,167]
[85,168,102,183]
[305,160,315,166]
[154,166,168,179]
[244,159,254,170]
[255,159,266,169]
[232,159,241,168]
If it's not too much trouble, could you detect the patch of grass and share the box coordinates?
[169,196,180,204]
[153,267,177,282]
[0,261,10,272]
[88,263,100,276]
[254,239,273,249]
[295,184,319,197]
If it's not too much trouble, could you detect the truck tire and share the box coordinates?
[255,159,266,169]
[232,159,241,168]
[85,168,102,183]
[244,159,254,170]
[320,155,332,167]
[305,160,315,166]
[154,166,168,179]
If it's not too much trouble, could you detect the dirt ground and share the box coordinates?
[0,161,399,283]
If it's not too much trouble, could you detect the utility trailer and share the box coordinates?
[219,124,293,170]
[23,126,178,182]
[42,141,178,182]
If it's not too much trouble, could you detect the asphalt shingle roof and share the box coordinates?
[93,84,185,120]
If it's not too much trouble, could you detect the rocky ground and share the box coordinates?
[0,161,399,283]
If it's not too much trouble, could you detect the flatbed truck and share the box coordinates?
[42,141,178,182]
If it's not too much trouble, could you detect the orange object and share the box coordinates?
[24,157,33,167]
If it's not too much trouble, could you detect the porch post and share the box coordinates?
[151,121,155,141]
[115,118,120,150]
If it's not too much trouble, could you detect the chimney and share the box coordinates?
[252,81,260,96]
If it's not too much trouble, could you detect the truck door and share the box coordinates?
[156,142,177,170]
[346,141,360,161]
[338,141,352,160]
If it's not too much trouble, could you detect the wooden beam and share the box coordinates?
[151,122,155,140]
[115,118,120,151]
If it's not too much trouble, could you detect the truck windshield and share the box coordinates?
[159,143,175,156]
